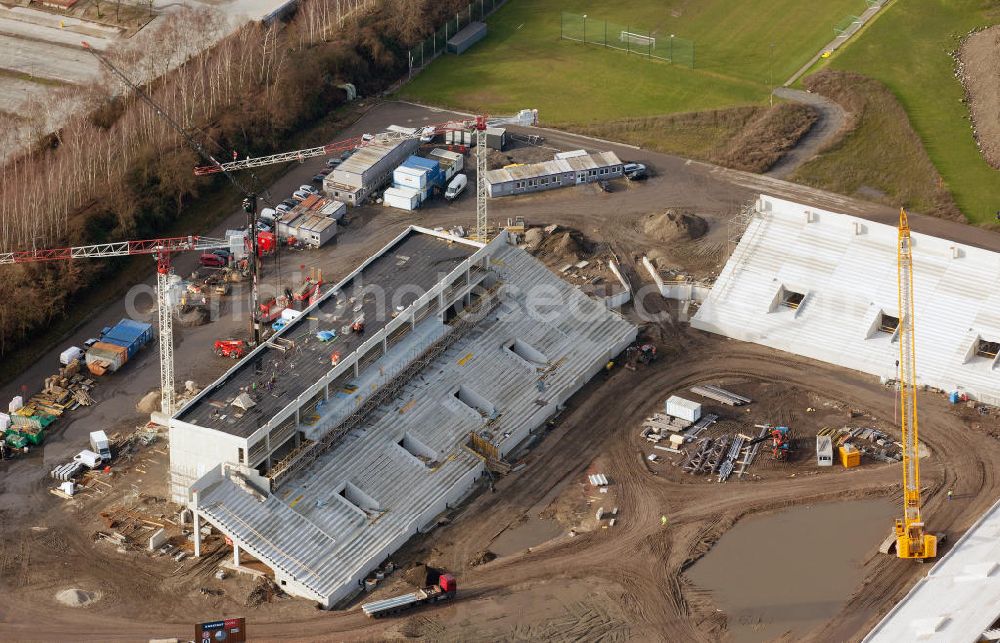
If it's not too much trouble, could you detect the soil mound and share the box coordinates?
[136,390,161,414]
[642,210,708,243]
[56,588,99,607]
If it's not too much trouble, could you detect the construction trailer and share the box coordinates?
[277,213,337,248]
[176,227,636,609]
[485,127,507,151]
[323,139,420,205]
[816,434,834,466]
[428,148,463,181]
[484,151,623,198]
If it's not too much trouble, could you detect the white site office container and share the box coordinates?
[554,149,589,160]
[393,165,428,190]
[383,186,420,211]
[664,396,701,423]
[0,413,10,432]
[280,308,302,322]
[816,435,834,466]
[8,396,23,414]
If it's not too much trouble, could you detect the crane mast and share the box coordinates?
[1,235,230,417]
[894,209,936,560]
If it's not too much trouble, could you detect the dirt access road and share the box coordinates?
[2,101,1000,640]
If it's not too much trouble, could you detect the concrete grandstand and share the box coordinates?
[171,227,636,607]
[693,195,1000,405]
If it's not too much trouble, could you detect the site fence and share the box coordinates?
[407,0,509,77]
[559,12,695,68]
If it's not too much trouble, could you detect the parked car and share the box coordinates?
[292,189,312,201]
[298,185,319,195]
[275,203,293,214]
[259,207,277,225]
[361,133,375,142]
[340,150,353,161]
[326,158,342,168]
[281,198,297,208]
[312,170,331,183]
[210,248,231,259]
[200,252,227,268]
[623,162,647,180]
[83,337,99,349]
[256,221,272,233]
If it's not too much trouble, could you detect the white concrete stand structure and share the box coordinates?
[694,195,1000,405]
[176,228,636,608]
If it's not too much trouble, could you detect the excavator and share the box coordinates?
[893,209,937,560]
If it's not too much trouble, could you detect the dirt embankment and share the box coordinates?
[574,102,818,174]
[792,70,963,221]
[957,26,1000,169]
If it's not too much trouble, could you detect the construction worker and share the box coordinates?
[948,489,954,501]
[660,515,667,527]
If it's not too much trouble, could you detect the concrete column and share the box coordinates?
[233,542,241,566]
[193,512,201,558]
[466,265,471,285]
[324,382,330,400]
[354,358,360,377]
[411,311,416,330]
[383,335,388,353]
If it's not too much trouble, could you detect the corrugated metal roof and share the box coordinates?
[339,141,407,175]
[693,195,1000,404]
[484,151,621,185]
[296,214,336,234]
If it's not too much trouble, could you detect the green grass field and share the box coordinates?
[399,0,867,124]
[819,0,1000,224]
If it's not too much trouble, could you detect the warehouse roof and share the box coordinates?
[864,496,1000,642]
[484,151,622,184]
[692,195,1000,406]
[194,241,636,605]
[176,230,476,437]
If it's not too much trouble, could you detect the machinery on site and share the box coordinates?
[214,340,247,360]
[745,425,794,461]
[0,235,232,415]
[361,573,457,618]
[191,109,539,243]
[893,209,937,561]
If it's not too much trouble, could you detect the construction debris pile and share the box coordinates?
[818,426,903,464]
[1,358,97,453]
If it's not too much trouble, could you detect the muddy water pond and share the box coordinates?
[490,518,563,557]
[686,498,895,642]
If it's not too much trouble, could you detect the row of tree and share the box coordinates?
[0,0,473,360]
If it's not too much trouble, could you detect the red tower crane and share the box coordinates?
[1,235,231,416]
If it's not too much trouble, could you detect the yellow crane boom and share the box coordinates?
[894,208,936,560]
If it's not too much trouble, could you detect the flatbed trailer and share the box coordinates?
[362,573,456,618]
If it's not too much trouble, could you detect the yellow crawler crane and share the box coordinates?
[894,209,937,560]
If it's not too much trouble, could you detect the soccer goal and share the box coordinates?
[620,31,655,49]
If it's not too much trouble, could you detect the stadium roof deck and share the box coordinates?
[176,231,475,437]
[484,151,622,184]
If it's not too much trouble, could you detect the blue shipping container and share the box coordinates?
[102,319,153,359]
[403,156,443,187]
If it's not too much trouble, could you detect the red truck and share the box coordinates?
[361,574,457,618]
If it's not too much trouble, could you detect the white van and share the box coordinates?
[259,207,277,225]
[445,174,468,201]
